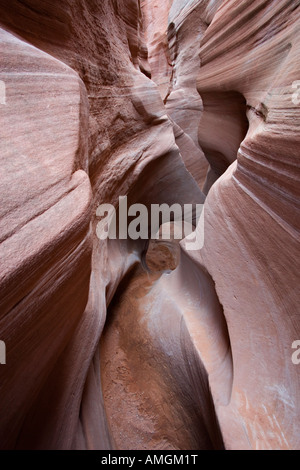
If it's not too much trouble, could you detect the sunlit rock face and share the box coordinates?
[0,0,299,450]
[141,0,174,100]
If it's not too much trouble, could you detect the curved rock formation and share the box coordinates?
[0,0,299,451]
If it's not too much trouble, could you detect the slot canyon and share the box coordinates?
[0,0,299,450]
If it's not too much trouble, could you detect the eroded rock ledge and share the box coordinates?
[0,0,299,450]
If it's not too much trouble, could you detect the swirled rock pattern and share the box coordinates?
[0,0,299,450]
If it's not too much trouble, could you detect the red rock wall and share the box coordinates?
[196,0,300,450]
[0,0,204,449]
